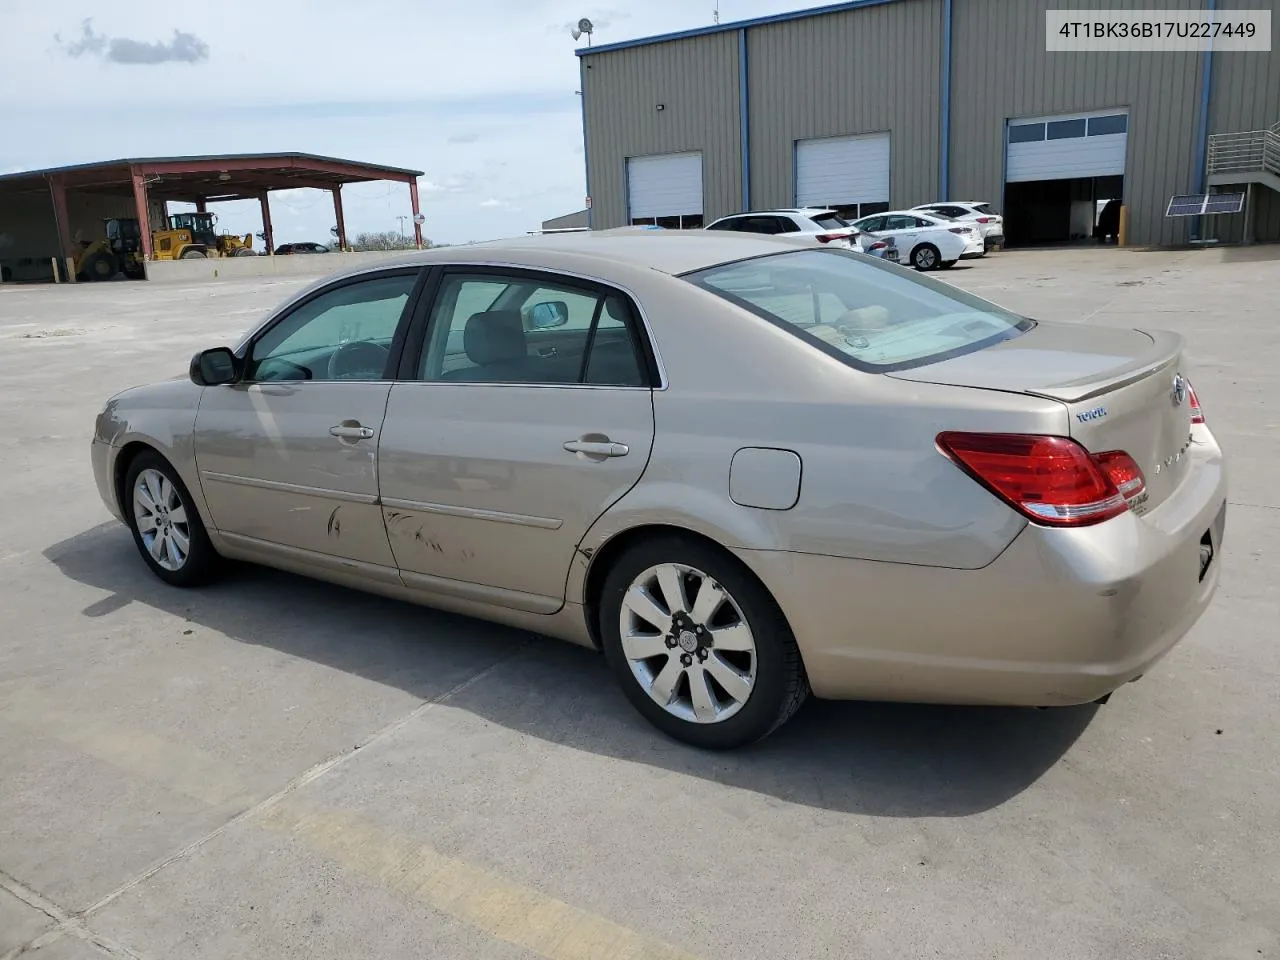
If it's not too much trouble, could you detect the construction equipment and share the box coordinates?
[74,218,145,281]
[152,211,256,260]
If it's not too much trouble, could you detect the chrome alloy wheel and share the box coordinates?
[133,468,191,572]
[914,245,938,269]
[618,563,758,724]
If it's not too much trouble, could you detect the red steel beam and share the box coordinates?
[135,156,416,183]
[47,176,76,262]
[259,193,274,255]
[130,170,154,261]
[331,188,347,251]
[409,179,423,250]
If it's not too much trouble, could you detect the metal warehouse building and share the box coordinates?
[577,0,1280,247]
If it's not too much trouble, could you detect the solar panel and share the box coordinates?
[1204,193,1246,215]
[1166,193,1247,217]
[1167,195,1208,217]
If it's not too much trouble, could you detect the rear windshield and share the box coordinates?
[973,203,994,214]
[812,215,849,229]
[684,248,1033,372]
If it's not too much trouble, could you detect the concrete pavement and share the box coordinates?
[1,246,1276,960]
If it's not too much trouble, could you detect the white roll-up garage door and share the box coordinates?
[795,134,890,207]
[626,152,703,220]
[1006,109,1129,183]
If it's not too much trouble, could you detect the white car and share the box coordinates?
[707,209,870,252]
[849,210,982,271]
[911,201,1004,250]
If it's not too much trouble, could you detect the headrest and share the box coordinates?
[463,310,526,366]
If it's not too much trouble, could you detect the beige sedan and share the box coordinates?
[91,231,1227,748]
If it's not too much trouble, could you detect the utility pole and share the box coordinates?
[395,215,408,238]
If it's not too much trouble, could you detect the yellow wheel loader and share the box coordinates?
[152,212,256,261]
[74,218,146,281]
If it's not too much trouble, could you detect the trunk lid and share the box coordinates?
[890,321,1195,512]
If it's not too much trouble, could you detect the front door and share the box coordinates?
[378,268,656,612]
[194,269,423,568]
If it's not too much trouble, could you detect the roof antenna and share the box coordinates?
[713,2,720,24]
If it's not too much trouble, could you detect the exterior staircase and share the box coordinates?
[1206,121,1280,242]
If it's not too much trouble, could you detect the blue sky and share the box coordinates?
[2,0,831,246]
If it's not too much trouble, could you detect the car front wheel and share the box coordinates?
[124,451,221,586]
[600,535,808,749]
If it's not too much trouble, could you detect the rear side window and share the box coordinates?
[684,249,1032,373]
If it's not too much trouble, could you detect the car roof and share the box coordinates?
[714,208,835,218]
[318,229,809,280]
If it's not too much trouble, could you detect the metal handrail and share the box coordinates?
[1208,124,1280,178]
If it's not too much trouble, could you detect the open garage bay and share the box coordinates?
[1,248,1277,960]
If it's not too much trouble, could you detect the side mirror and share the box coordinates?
[190,347,239,386]
[527,300,570,329]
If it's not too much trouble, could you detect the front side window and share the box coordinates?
[854,216,885,233]
[419,273,648,387]
[248,272,418,381]
[707,218,742,232]
[684,249,1033,373]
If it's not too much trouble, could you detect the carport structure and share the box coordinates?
[0,152,426,270]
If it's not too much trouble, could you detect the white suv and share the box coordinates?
[848,210,982,271]
[705,208,897,259]
[911,202,1004,251]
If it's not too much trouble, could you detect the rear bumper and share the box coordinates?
[735,432,1227,706]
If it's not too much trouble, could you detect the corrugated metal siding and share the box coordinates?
[950,0,1206,247]
[581,33,741,229]
[747,0,942,211]
[1208,0,1280,243]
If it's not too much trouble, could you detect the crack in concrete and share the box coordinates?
[0,874,142,960]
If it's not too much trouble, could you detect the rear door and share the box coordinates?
[378,267,657,612]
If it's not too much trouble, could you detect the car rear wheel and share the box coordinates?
[124,451,221,587]
[599,535,808,749]
[911,244,940,271]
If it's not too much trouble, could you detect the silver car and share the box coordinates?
[91,231,1227,749]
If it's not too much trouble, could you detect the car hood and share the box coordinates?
[887,320,1180,403]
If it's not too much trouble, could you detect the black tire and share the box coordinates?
[233,247,256,257]
[180,248,207,260]
[939,259,957,270]
[81,252,117,281]
[911,244,941,271]
[123,450,221,587]
[599,535,808,749]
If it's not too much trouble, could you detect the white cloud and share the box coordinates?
[479,199,505,209]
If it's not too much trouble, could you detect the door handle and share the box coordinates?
[563,439,629,458]
[330,423,375,440]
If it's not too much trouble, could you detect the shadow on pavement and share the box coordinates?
[45,522,1098,819]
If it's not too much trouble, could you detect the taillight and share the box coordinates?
[867,240,887,250]
[1186,381,1205,424]
[948,227,969,234]
[815,233,846,243]
[975,216,993,223]
[1093,450,1147,500]
[936,433,1145,527]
